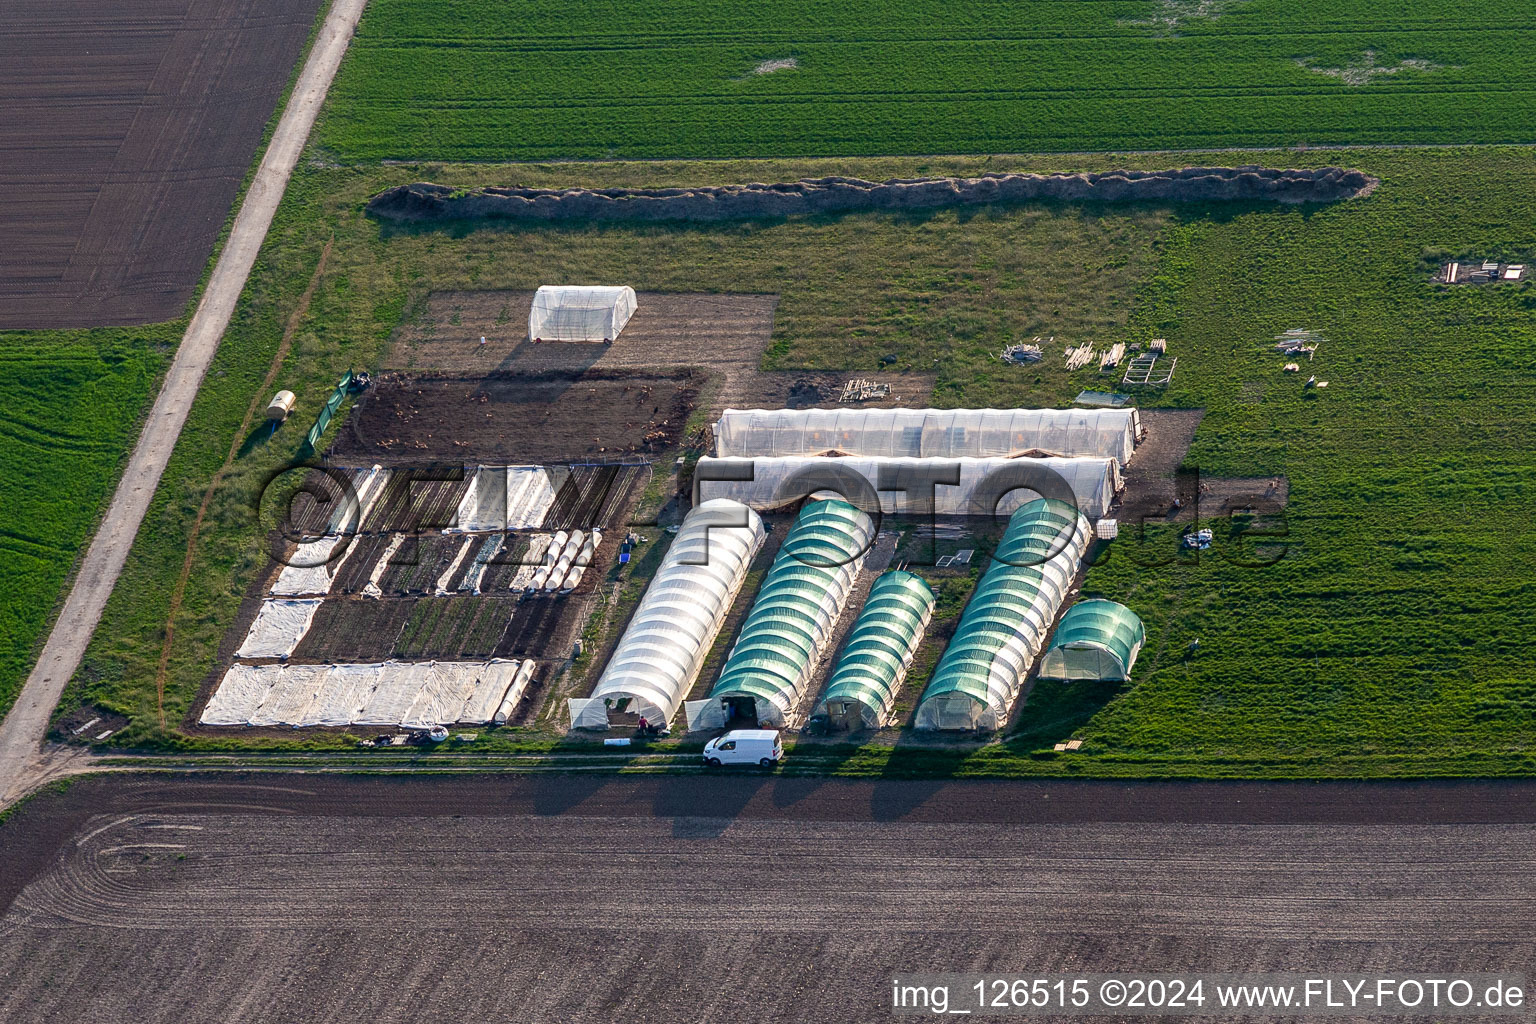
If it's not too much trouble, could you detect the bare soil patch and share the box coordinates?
[386,290,933,416]
[337,369,699,465]
[1119,409,1288,523]
[752,57,798,75]
[0,0,323,327]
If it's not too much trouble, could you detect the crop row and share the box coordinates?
[319,0,1536,160]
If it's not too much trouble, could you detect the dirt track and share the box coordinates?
[0,0,324,327]
[1,775,1534,1024]
[0,0,369,806]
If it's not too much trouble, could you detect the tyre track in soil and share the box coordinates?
[0,0,370,807]
[2,790,1535,1023]
[154,235,334,726]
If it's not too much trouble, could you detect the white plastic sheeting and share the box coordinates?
[356,661,434,726]
[198,664,280,726]
[459,535,503,594]
[401,662,481,728]
[452,466,557,532]
[508,468,557,529]
[714,407,1140,462]
[271,465,390,594]
[361,534,405,598]
[311,464,390,537]
[457,660,525,723]
[695,455,1121,519]
[203,660,526,728]
[235,598,323,659]
[434,537,475,594]
[270,534,352,596]
[572,500,765,731]
[508,534,551,591]
[528,285,637,342]
[453,467,502,533]
[247,663,328,727]
[337,465,391,533]
[309,662,384,726]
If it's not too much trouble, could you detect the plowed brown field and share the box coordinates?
[0,0,322,328]
[2,776,1535,1024]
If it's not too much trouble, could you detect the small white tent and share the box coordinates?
[528,285,637,342]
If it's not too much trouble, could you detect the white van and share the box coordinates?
[702,729,784,768]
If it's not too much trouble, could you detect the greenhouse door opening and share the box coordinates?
[825,700,862,732]
[722,696,758,727]
[606,704,642,730]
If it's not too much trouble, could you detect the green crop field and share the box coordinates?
[317,0,1536,162]
[61,147,1536,776]
[0,328,172,718]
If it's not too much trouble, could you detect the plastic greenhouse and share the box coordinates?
[715,407,1140,462]
[695,455,1120,519]
[688,499,874,730]
[914,499,1092,730]
[570,500,764,731]
[1037,599,1146,682]
[527,285,637,342]
[816,570,935,730]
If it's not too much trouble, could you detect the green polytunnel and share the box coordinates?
[817,570,936,730]
[1037,599,1145,682]
[914,499,1091,731]
[695,499,875,730]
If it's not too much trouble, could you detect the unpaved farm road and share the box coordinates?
[0,0,370,808]
[2,774,1535,1023]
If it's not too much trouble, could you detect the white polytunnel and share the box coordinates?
[527,285,637,342]
[714,407,1140,462]
[695,454,1121,519]
[913,499,1092,730]
[201,660,530,728]
[687,499,874,731]
[570,499,766,731]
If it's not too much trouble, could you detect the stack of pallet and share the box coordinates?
[1000,342,1043,364]
[839,378,892,402]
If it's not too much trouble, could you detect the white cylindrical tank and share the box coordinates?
[265,390,296,423]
